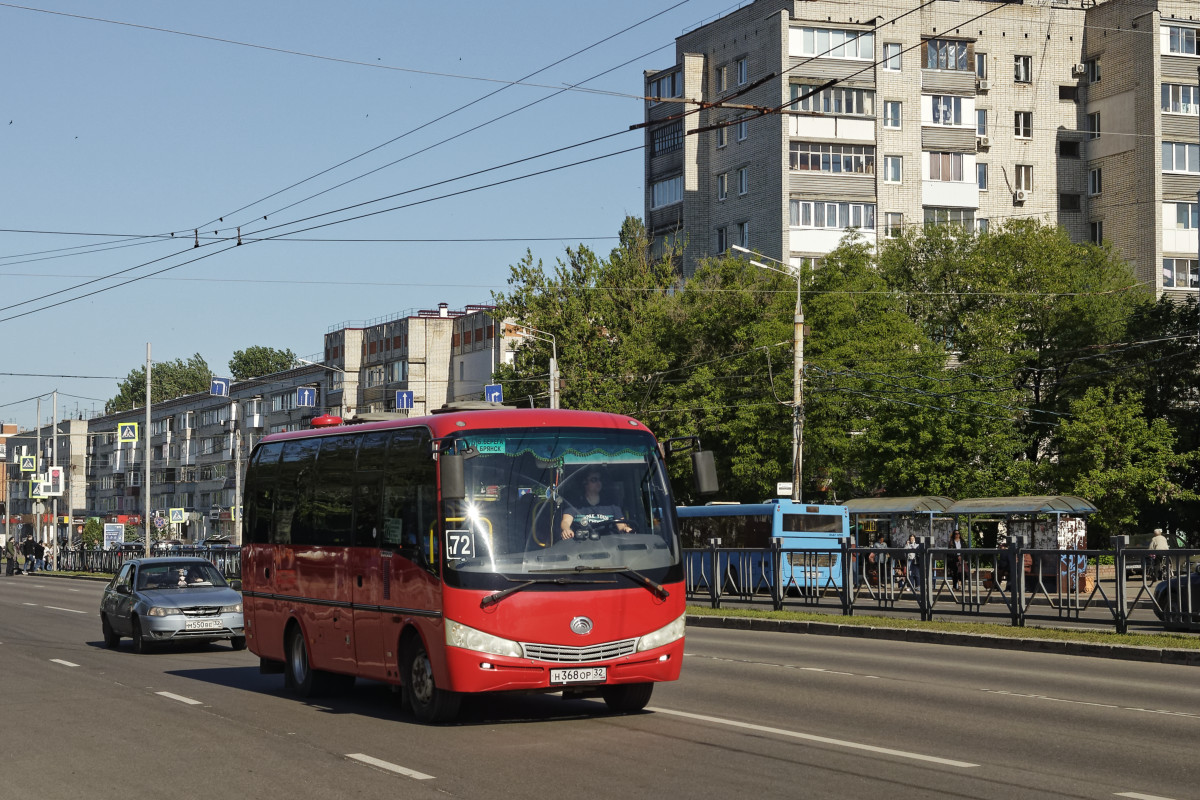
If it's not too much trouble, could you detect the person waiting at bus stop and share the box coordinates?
[560,468,632,540]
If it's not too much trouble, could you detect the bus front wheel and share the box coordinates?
[401,637,461,724]
[600,682,653,714]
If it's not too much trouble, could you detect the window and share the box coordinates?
[789,200,876,230]
[1090,221,1103,244]
[883,101,902,128]
[1059,85,1078,101]
[923,207,975,228]
[736,221,749,249]
[736,117,749,141]
[928,152,964,182]
[1060,193,1082,212]
[1086,112,1100,140]
[976,218,989,234]
[925,39,969,71]
[648,70,681,105]
[1015,164,1033,192]
[651,123,684,157]
[798,27,875,60]
[738,166,749,195]
[716,227,728,253]
[977,109,988,136]
[790,84,875,116]
[1085,58,1100,83]
[717,173,727,201]
[1014,55,1032,83]
[1088,167,1102,196]
[717,65,728,93]
[1172,202,1199,229]
[651,175,683,208]
[1163,258,1200,288]
[931,95,963,126]
[1163,141,1200,173]
[884,212,904,238]
[883,43,902,70]
[1165,25,1199,55]
[883,155,902,183]
[789,142,876,174]
[975,52,987,79]
[716,124,727,148]
[977,163,988,190]
[387,360,408,382]
[736,57,748,86]
[1060,140,1081,158]
[1161,84,1200,115]
[1014,111,1032,139]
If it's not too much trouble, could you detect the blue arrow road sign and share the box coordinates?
[210,377,230,397]
[484,384,503,403]
[395,390,414,410]
[297,387,316,407]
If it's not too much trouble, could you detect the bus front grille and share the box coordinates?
[522,638,638,662]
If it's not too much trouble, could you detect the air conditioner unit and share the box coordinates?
[976,79,992,91]
[1072,63,1087,76]
[1014,189,1028,203]
[976,135,991,148]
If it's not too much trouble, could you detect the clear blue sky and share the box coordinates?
[0,0,741,427]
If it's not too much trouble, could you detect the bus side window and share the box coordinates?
[383,428,436,568]
[276,438,321,545]
[244,442,283,545]
[353,431,389,546]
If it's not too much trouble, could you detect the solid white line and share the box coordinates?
[1116,793,1178,800]
[22,602,36,606]
[156,691,203,705]
[45,606,86,614]
[50,659,79,667]
[346,753,435,780]
[649,708,979,768]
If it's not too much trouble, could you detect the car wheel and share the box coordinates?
[101,614,121,649]
[600,682,654,714]
[401,636,460,724]
[230,635,247,651]
[131,617,150,654]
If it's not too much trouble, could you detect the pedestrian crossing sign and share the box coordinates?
[118,422,138,444]
[169,508,185,523]
[19,454,36,472]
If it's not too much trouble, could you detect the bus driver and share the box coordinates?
[560,469,633,540]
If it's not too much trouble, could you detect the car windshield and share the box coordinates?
[442,427,679,577]
[136,562,227,590]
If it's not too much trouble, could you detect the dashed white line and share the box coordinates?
[986,690,1200,719]
[50,659,79,667]
[346,753,435,780]
[1116,792,1178,800]
[156,691,203,705]
[650,708,979,768]
[45,606,86,614]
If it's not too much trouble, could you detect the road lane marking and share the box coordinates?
[156,692,203,705]
[50,659,79,667]
[650,708,979,768]
[986,690,1200,719]
[22,603,36,606]
[1116,793,1178,800]
[687,652,880,680]
[346,753,435,780]
[45,606,86,614]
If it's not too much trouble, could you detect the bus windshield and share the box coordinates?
[443,427,679,577]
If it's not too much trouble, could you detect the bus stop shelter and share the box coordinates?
[945,496,1098,548]
[845,496,956,546]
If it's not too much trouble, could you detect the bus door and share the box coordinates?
[350,431,389,681]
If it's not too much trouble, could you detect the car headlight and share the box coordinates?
[636,614,686,652]
[220,603,243,614]
[147,607,180,617]
[445,619,523,658]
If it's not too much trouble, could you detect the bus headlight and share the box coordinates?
[636,614,686,652]
[445,620,523,658]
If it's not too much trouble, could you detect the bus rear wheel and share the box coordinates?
[600,682,653,714]
[401,637,460,724]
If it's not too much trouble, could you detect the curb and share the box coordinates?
[685,614,1200,667]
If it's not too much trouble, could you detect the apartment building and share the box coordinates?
[644,0,1200,298]
[3,419,89,545]
[449,305,523,403]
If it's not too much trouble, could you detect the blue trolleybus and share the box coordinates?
[677,500,850,595]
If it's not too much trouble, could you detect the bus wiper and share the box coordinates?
[555,565,670,600]
[480,575,612,608]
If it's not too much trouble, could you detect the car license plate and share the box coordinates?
[184,619,221,631]
[550,667,606,684]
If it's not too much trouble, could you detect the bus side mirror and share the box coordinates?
[692,450,719,495]
[441,453,465,500]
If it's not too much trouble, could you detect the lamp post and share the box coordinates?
[731,245,804,503]
[514,323,559,409]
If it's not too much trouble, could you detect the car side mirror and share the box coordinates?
[115,584,131,596]
[229,579,242,592]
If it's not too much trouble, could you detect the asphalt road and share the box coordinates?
[2,574,1196,800]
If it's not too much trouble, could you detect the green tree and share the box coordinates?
[105,353,212,413]
[229,345,298,381]
[81,518,104,548]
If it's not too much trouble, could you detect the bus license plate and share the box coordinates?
[185,619,221,631]
[550,667,606,684]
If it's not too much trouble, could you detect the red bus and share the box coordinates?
[241,404,708,723]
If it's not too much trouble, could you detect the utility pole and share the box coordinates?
[51,390,57,568]
[144,343,152,556]
[791,282,804,504]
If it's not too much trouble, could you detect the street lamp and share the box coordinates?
[731,245,804,503]
[514,322,559,409]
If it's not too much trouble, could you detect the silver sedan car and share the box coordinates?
[100,557,245,652]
